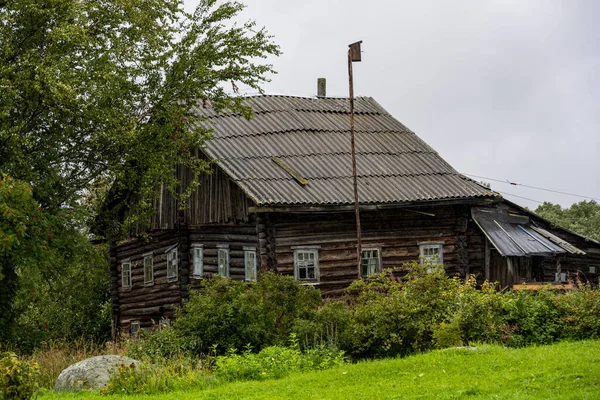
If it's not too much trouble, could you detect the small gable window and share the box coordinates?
[361,248,381,277]
[294,248,319,281]
[244,247,257,282]
[191,244,204,279]
[419,243,444,266]
[167,247,178,282]
[143,253,154,286]
[217,245,230,277]
[122,261,131,289]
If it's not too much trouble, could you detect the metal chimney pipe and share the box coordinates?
[317,78,326,97]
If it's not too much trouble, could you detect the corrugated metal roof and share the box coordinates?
[529,226,586,255]
[472,207,568,256]
[197,95,498,206]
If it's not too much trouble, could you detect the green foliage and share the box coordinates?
[0,0,279,349]
[125,326,196,363]
[101,361,210,396]
[0,174,110,346]
[534,200,600,241]
[0,352,40,400]
[214,338,345,382]
[292,300,350,350]
[554,285,600,339]
[342,262,466,358]
[173,272,321,355]
[0,0,280,237]
[501,289,562,346]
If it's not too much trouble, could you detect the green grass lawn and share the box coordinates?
[42,340,600,399]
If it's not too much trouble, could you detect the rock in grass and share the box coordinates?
[54,355,140,391]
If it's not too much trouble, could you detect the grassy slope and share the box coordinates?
[43,340,600,400]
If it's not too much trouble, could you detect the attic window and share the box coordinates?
[272,157,308,186]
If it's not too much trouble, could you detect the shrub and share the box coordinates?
[292,300,351,350]
[173,272,321,355]
[0,352,40,400]
[101,361,210,395]
[501,289,562,346]
[214,339,345,382]
[554,285,600,340]
[342,262,464,358]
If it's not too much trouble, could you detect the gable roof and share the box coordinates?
[195,95,498,206]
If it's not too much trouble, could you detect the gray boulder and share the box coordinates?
[54,355,140,391]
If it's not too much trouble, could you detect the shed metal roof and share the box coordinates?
[195,95,499,206]
[471,207,583,257]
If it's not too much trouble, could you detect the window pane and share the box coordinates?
[299,267,306,279]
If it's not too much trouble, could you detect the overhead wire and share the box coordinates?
[493,190,544,205]
[463,173,600,202]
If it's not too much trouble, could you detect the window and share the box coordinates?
[143,254,154,286]
[419,243,443,266]
[191,244,204,278]
[122,261,132,289]
[217,245,229,277]
[131,321,140,336]
[167,248,178,282]
[294,249,319,281]
[361,248,381,277]
[244,247,257,281]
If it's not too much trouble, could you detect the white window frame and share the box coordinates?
[131,320,140,336]
[191,244,204,279]
[361,247,382,278]
[419,242,444,266]
[122,261,132,290]
[217,244,230,277]
[143,253,154,286]
[167,247,178,282]
[244,246,257,282]
[293,248,319,282]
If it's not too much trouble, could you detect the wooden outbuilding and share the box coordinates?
[109,95,600,336]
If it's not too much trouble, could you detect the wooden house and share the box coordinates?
[109,94,600,335]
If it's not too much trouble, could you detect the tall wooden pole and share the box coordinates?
[348,41,362,278]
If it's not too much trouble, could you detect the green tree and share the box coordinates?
[0,0,279,344]
[534,200,600,241]
[0,0,279,235]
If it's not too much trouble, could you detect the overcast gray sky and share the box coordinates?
[186,0,600,210]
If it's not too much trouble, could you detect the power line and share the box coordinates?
[494,190,544,205]
[463,173,600,202]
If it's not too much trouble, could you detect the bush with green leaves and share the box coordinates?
[342,262,468,358]
[0,352,40,400]
[553,285,600,340]
[172,272,322,356]
[214,338,345,382]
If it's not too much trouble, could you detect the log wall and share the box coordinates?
[269,205,488,296]
[187,221,259,291]
[113,231,181,334]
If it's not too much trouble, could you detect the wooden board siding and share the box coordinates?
[145,165,254,232]
[113,231,182,333]
[269,205,488,296]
